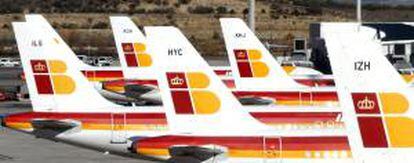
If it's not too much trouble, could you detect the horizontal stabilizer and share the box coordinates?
[124,84,155,96]
[31,119,80,138]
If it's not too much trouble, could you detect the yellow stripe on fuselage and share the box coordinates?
[82,123,168,131]
[6,122,32,130]
[87,77,122,82]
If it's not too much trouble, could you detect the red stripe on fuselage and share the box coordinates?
[250,112,340,123]
[137,135,350,151]
[5,112,167,125]
[81,70,124,78]
[213,69,232,76]
[232,91,338,101]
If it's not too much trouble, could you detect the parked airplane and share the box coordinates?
[109,16,161,105]
[324,23,414,162]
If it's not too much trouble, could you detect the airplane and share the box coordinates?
[109,16,161,105]
[324,22,414,162]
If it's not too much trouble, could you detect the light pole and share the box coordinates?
[248,0,255,33]
[357,0,361,23]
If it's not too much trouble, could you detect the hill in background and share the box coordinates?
[0,0,413,57]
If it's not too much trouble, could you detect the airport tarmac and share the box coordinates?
[0,102,157,163]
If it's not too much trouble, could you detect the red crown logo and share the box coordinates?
[34,62,47,72]
[124,44,133,51]
[237,51,246,58]
[357,96,375,110]
[170,76,185,86]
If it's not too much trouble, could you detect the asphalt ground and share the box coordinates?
[0,102,157,163]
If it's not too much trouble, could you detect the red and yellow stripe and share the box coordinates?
[135,136,351,159]
[81,70,124,82]
[4,112,167,131]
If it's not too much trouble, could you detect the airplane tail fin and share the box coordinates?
[110,16,155,79]
[220,18,305,90]
[324,23,414,161]
[144,26,270,134]
[24,14,96,69]
[13,22,118,112]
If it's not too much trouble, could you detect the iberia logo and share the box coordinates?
[166,72,220,114]
[121,42,152,67]
[351,92,413,148]
[233,49,269,78]
[30,60,75,94]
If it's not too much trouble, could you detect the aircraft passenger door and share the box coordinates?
[263,137,281,163]
[110,113,127,144]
